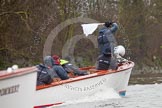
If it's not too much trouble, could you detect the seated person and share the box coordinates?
[60,59,88,76]
[52,55,69,80]
[36,64,53,86]
[43,56,59,78]
[96,45,118,70]
[36,56,56,86]
[53,55,88,76]
[36,56,69,86]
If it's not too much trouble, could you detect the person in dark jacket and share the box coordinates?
[37,55,69,85]
[60,59,88,76]
[36,56,57,86]
[52,55,88,76]
[52,55,69,80]
[98,21,118,55]
[36,64,53,86]
[96,20,119,70]
[43,56,60,78]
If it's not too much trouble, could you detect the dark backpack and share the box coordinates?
[98,28,109,45]
[36,64,53,86]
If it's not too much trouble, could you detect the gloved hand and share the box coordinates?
[104,21,113,28]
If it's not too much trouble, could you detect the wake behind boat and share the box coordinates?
[0,61,134,108]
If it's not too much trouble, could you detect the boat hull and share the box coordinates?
[0,67,37,108]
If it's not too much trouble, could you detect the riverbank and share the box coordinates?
[129,73,162,85]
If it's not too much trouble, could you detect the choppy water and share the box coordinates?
[52,83,162,108]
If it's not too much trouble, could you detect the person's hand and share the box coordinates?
[104,21,113,28]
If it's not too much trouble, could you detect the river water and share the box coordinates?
[52,83,162,108]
